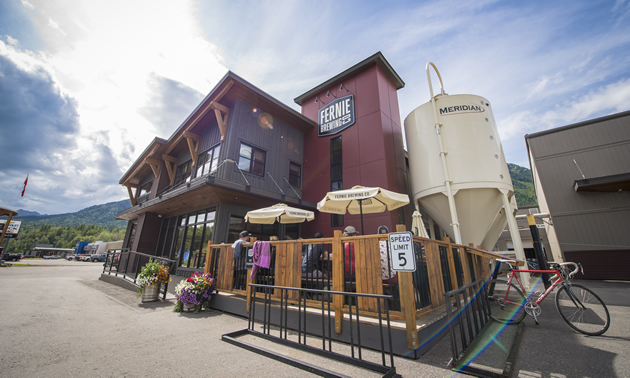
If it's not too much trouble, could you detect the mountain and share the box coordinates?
[14,199,130,229]
[508,163,537,206]
[16,209,44,216]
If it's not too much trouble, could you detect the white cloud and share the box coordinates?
[1,0,228,214]
[500,78,630,141]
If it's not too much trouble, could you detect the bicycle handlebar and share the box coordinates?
[551,262,582,279]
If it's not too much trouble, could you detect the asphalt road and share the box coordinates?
[1,259,628,377]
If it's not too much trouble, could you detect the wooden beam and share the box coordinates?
[144,158,162,178]
[162,154,177,186]
[126,185,138,207]
[210,101,230,142]
[183,131,201,167]
[332,230,344,334]
[0,212,13,247]
[163,81,233,155]
[396,224,419,349]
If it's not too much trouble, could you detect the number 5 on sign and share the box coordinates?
[388,231,416,272]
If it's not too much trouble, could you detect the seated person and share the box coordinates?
[343,226,357,280]
[302,232,327,278]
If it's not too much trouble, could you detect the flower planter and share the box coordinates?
[183,303,196,312]
[141,284,160,302]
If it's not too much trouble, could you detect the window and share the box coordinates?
[330,136,343,227]
[289,162,301,188]
[138,181,152,197]
[196,144,221,178]
[172,209,216,269]
[173,160,192,186]
[238,143,265,176]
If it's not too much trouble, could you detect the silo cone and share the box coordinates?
[404,63,528,284]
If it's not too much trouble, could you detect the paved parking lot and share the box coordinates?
[1,260,628,377]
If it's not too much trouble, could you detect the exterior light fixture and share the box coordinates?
[340,83,349,92]
[326,90,336,98]
[315,96,325,105]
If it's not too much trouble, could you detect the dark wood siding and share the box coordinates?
[217,98,304,200]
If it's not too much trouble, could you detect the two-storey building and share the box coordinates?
[116,52,416,276]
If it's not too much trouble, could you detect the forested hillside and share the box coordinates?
[509,163,537,206]
[3,224,126,254]
[2,200,130,254]
[14,200,129,228]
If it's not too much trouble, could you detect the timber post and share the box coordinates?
[396,224,419,349]
[332,230,344,334]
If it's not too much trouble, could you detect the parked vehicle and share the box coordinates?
[2,253,21,261]
[91,254,107,262]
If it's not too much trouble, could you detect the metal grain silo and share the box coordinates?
[404,63,524,257]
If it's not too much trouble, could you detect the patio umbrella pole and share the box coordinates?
[359,199,364,235]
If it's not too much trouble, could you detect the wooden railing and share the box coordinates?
[204,225,520,348]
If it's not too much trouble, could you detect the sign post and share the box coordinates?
[388,231,416,272]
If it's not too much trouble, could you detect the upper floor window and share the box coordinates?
[238,143,265,176]
[289,162,301,188]
[138,181,152,197]
[196,144,221,178]
[174,160,192,186]
[330,136,343,227]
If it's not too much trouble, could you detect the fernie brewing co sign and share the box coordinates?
[318,94,355,137]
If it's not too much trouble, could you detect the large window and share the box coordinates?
[172,209,215,270]
[289,162,301,188]
[330,136,343,227]
[173,160,192,186]
[238,143,266,176]
[196,144,221,177]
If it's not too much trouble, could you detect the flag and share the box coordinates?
[21,173,28,197]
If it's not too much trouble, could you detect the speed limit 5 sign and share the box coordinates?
[388,231,416,272]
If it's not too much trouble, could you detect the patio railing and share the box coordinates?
[102,249,176,300]
[204,225,517,349]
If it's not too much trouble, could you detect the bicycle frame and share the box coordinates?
[503,267,565,305]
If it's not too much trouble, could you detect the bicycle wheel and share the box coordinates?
[485,279,526,324]
[555,284,610,336]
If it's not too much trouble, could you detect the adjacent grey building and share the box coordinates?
[525,110,630,280]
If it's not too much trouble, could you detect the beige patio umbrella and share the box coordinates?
[317,185,410,235]
[245,203,315,224]
[412,210,430,238]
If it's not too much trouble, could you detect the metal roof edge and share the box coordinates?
[119,137,168,184]
[294,52,405,105]
[525,109,630,140]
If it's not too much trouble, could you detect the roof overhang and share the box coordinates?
[120,71,315,188]
[574,172,630,192]
[294,52,405,106]
[0,208,19,218]
[115,176,317,221]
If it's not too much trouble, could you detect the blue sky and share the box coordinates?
[1,0,629,215]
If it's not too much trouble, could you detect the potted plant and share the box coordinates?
[174,272,215,313]
[136,259,171,302]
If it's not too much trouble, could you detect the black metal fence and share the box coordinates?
[223,284,398,377]
[443,279,492,368]
[102,249,176,300]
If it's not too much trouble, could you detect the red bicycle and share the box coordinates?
[486,260,610,336]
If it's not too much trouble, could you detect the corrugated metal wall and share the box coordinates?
[528,112,630,279]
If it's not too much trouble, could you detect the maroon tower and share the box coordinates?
[295,52,411,236]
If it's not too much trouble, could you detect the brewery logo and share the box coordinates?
[318,94,355,137]
[439,104,485,116]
